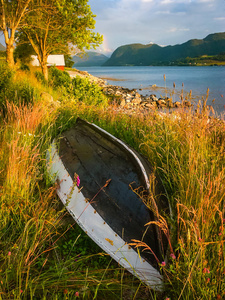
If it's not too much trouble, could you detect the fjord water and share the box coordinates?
[75,66,225,116]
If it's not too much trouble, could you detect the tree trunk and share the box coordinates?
[37,50,49,81]
[42,64,48,81]
[3,27,15,68]
[40,61,48,81]
[6,43,15,68]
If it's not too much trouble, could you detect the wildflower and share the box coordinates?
[170,253,176,260]
[166,298,170,300]
[203,268,210,274]
[64,289,68,294]
[75,291,79,297]
[206,278,210,283]
[76,174,80,187]
[161,261,166,267]
[20,290,23,293]
[198,237,203,242]
[8,251,11,256]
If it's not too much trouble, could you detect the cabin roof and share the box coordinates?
[31,55,65,66]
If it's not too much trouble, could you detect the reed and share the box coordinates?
[0,65,224,299]
[127,108,225,299]
[0,69,154,299]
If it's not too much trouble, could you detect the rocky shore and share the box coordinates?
[67,68,192,112]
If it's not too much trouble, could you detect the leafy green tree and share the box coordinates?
[17,0,102,80]
[0,0,32,68]
[14,43,35,65]
[65,54,74,68]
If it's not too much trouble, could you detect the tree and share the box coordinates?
[0,0,32,68]
[17,0,102,80]
[14,42,35,65]
[64,54,74,68]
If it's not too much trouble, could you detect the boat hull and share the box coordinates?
[47,118,169,290]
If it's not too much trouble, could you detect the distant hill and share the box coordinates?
[103,32,225,66]
[0,43,6,51]
[72,52,109,67]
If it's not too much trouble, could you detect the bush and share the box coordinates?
[0,63,38,113]
[11,80,36,106]
[71,76,108,107]
[34,71,47,86]
[47,68,108,107]
[20,63,30,72]
[0,62,15,110]
[48,66,71,89]
[0,62,14,92]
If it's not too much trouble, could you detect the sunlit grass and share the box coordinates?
[0,70,155,299]
[0,65,224,299]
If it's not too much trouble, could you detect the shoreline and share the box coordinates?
[66,68,193,112]
[67,67,225,119]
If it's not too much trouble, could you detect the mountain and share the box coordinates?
[72,52,109,67]
[103,32,225,66]
[0,43,6,51]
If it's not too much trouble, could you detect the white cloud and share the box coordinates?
[88,0,225,53]
[197,0,215,2]
[160,0,187,4]
[155,10,170,14]
[156,10,186,15]
[214,17,225,21]
[168,27,190,33]
[161,0,175,4]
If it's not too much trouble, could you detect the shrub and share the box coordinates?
[20,64,30,72]
[12,80,37,106]
[47,68,108,107]
[0,62,15,110]
[71,76,108,107]
[0,66,39,113]
[0,62,14,93]
[34,71,47,86]
[48,66,71,89]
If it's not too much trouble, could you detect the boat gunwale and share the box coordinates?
[75,118,150,189]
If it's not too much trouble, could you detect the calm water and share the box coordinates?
[75,66,225,116]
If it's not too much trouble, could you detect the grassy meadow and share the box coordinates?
[0,62,224,299]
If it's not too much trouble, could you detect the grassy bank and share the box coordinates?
[0,63,224,299]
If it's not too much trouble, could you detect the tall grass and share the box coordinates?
[0,67,155,299]
[135,110,225,299]
[0,64,224,299]
[55,94,225,298]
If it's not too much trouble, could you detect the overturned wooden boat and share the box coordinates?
[47,118,170,290]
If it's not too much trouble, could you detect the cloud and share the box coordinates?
[155,10,170,14]
[155,10,186,15]
[197,0,215,2]
[161,0,175,4]
[160,0,187,4]
[167,27,190,33]
[89,0,225,53]
[214,17,225,21]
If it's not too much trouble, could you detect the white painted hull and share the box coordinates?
[47,142,164,290]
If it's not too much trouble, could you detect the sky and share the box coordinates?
[0,0,224,56]
[88,0,225,55]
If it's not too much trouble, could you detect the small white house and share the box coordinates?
[31,55,65,71]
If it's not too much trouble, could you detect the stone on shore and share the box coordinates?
[67,68,194,113]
